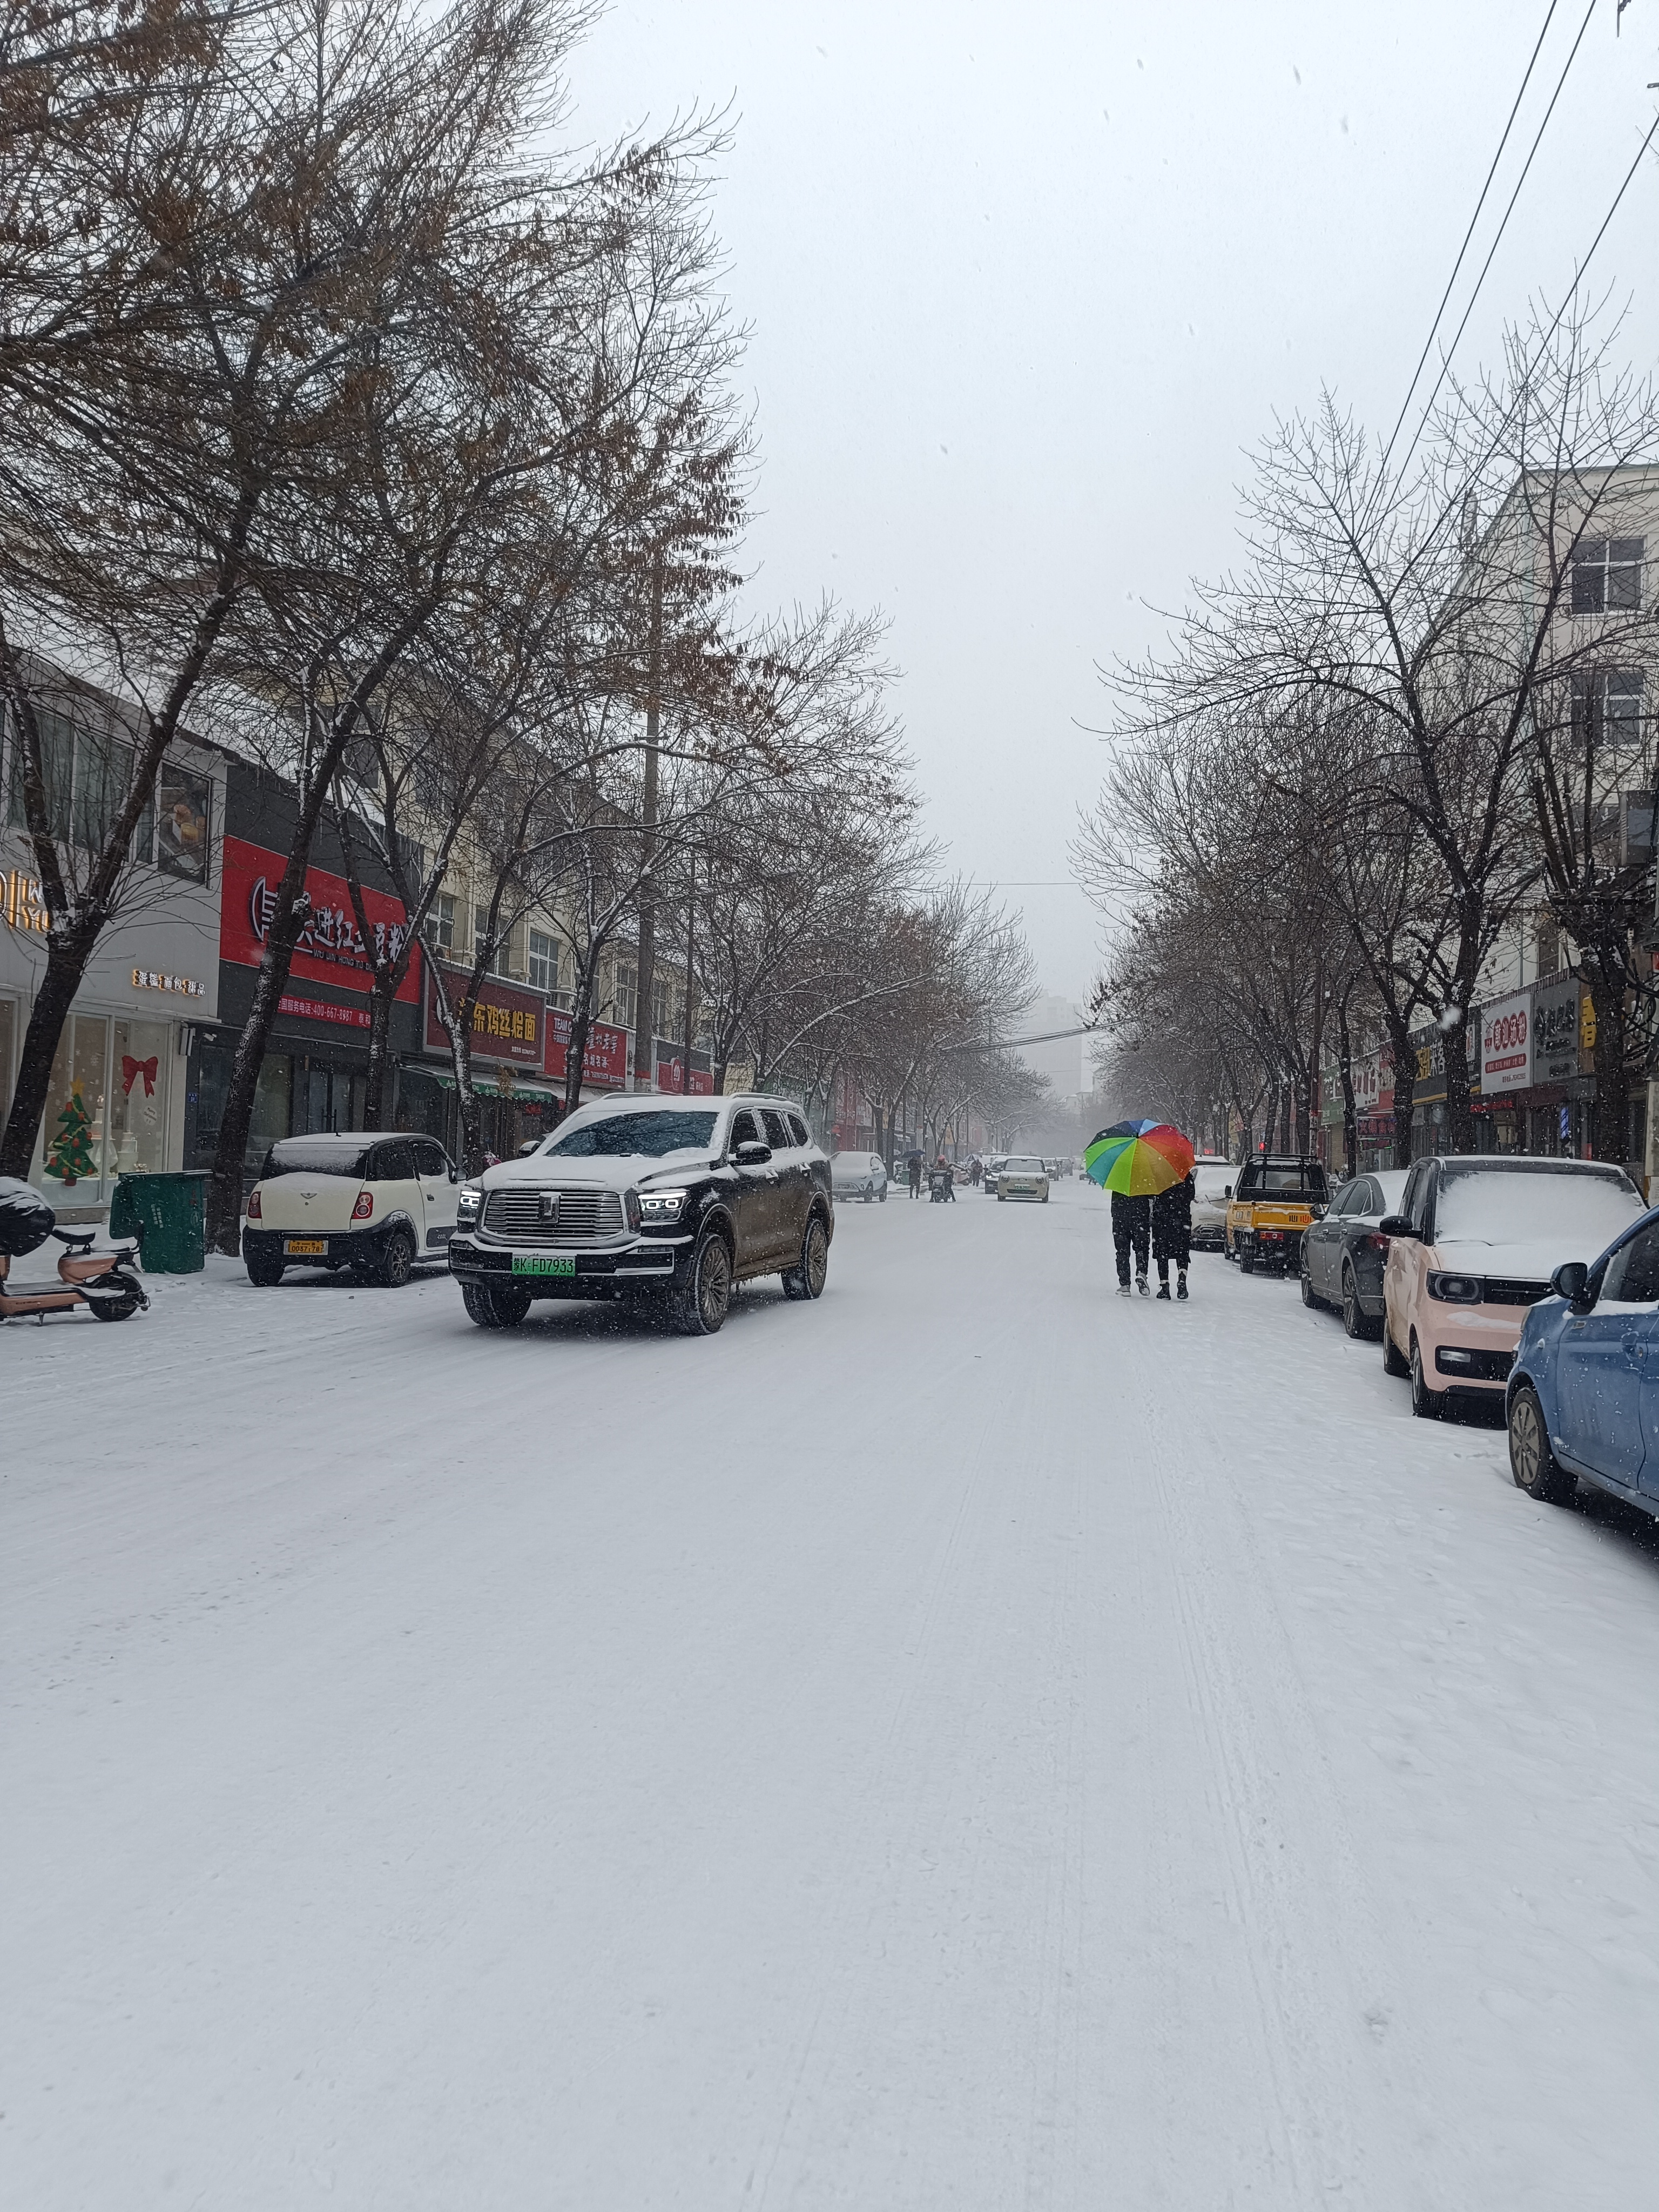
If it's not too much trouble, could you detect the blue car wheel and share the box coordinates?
[1508,1382,1576,1506]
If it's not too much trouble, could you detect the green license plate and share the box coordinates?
[512,1253,576,1277]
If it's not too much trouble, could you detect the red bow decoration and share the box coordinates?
[122,1054,158,1097]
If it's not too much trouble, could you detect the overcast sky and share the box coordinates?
[566,1,1659,1008]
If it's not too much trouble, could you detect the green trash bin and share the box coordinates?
[110,1171,207,1273]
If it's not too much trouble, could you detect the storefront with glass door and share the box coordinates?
[2,731,224,1219]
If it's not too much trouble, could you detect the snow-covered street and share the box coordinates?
[8,1176,1659,2209]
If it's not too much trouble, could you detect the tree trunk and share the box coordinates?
[0,920,102,1178]
[1335,992,1358,1178]
[206,885,315,1252]
[1381,1014,1417,1171]
[363,979,396,1129]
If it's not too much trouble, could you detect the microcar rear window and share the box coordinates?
[261,1140,371,1179]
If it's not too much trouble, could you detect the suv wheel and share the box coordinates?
[1508,1381,1576,1504]
[1300,1250,1320,1307]
[245,1249,285,1287]
[672,1229,731,1336]
[1409,1334,1443,1419]
[1341,1263,1373,1340]
[783,1214,830,1301]
[462,1280,531,1330]
[379,1228,415,1289]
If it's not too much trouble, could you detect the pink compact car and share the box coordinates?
[1381,1155,1645,1418]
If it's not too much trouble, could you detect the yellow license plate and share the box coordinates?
[284,1238,327,1256]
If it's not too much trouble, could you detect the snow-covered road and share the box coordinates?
[7,1178,1659,2208]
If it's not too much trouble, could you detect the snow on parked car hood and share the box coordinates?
[1433,1162,1643,1273]
[482,1105,724,1189]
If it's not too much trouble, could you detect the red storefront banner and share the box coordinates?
[546,1009,628,1090]
[221,836,419,1003]
[656,1056,714,1096]
[424,964,544,1067]
[278,994,372,1030]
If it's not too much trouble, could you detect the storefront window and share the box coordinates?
[109,1018,171,1175]
[40,1013,109,1192]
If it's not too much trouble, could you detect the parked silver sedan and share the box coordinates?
[831,1149,889,1203]
[1299,1167,1409,1337]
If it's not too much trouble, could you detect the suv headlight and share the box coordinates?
[638,1188,688,1224]
[1427,1271,1483,1304]
[457,1183,483,1222]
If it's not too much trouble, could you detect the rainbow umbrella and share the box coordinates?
[1084,1119,1195,1195]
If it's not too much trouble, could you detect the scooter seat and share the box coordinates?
[51,1227,97,1250]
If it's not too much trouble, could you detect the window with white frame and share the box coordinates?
[423,892,455,956]
[611,960,636,1031]
[528,927,556,994]
[1570,537,1644,615]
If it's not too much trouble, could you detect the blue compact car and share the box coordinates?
[1506,1206,1659,1515]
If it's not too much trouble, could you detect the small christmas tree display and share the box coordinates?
[46,1083,98,1185]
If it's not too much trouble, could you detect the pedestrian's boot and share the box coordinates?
[1156,1280,1171,1301]
[1136,1273,1149,1297]
[1177,1269,1189,1301]
[1116,1280,1131,1297]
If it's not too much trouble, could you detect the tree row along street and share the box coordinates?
[6,1188,1658,2209]
[0,0,1047,1238]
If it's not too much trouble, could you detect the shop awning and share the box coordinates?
[426,1069,561,1102]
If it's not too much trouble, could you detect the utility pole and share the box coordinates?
[681,849,697,1096]
[632,549,663,1092]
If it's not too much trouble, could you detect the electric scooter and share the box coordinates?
[0,1176,149,1323]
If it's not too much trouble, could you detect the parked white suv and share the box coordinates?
[243,1132,460,1287]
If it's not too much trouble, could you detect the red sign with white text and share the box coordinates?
[545,1009,628,1089]
[220,837,417,1002]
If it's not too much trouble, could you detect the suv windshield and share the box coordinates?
[545,1109,719,1159]
[261,1139,370,1179]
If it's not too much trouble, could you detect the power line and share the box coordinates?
[1380,0,1562,474]
[1395,0,1599,482]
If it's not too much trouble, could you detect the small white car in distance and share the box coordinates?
[242,1132,460,1287]
[997,1155,1050,1202]
[831,1150,889,1203]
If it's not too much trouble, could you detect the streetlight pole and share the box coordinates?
[632,549,663,1091]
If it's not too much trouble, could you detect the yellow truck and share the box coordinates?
[1225,1155,1331,1276]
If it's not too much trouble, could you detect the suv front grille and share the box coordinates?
[482,1186,626,1245]
[1483,1277,1550,1308]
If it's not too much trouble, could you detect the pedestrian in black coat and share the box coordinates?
[1110,1190,1151,1295]
[1152,1171,1193,1300]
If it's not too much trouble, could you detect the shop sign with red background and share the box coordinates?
[655,1056,714,1096]
[546,1009,628,1089]
[425,965,544,1067]
[221,837,418,1003]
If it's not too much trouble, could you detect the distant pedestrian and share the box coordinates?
[907,1149,923,1198]
[1111,1190,1150,1296]
[1151,1171,1193,1301]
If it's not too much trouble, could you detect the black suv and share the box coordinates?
[448,1094,834,1335]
